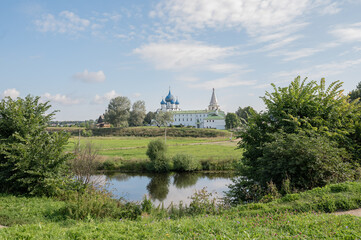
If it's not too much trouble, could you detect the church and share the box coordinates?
[158,88,226,130]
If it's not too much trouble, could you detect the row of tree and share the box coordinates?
[225,106,255,129]
[103,96,157,127]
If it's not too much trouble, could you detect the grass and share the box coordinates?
[66,136,240,171]
[1,181,361,239]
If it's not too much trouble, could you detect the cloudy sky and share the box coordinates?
[1,0,361,120]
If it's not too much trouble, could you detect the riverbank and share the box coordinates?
[1,181,361,239]
[66,136,241,171]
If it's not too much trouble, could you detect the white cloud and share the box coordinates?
[189,76,256,90]
[152,0,311,34]
[319,2,341,15]
[274,58,361,80]
[42,93,80,105]
[269,42,339,61]
[34,11,90,34]
[93,90,119,104]
[133,42,235,70]
[73,69,106,83]
[330,22,361,42]
[1,88,20,99]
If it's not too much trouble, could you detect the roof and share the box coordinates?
[204,111,226,120]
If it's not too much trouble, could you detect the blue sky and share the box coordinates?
[1,0,361,120]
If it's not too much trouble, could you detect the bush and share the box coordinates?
[254,131,355,190]
[172,154,201,172]
[146,139,170,172]
[60,187,141,220]
[230,77,361,203]
[0,96,72,196]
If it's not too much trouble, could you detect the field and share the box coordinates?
[1,181,361,239]
[66,136,241,171]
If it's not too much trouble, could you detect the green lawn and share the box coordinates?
[1,181,361,239]
[67,136,239,161]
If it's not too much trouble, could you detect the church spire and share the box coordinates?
[208,88,220,111]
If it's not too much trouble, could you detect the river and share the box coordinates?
[95,172,234,206]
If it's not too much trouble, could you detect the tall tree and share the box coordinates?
[129,100,146,126]
[235,106,256,124]
[154,111,174,143]
[225,112,240,129]
[104,96,131,127]
[227,77,361,203]
[144,111,156,125]
[349,81,361,102]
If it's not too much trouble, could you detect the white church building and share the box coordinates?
[158,88,226,130]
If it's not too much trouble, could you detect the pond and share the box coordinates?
[96,172,234,206]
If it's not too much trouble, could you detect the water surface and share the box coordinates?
[99,172,233,206]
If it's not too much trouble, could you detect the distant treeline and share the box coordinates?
[47,126,230,138]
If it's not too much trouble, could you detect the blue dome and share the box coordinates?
[170,99,175,104]
[165,90,175,102]
[160,99,166,105]
[175,99,179,105]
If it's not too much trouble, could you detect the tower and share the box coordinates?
[208,88,220,111]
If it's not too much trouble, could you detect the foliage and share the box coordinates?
[143,111,156,125]
[70,142,100,185]
[104,96,131,127]
[349,81,361,102]
[2,182,361,238]
[172,154,201,172]
[59,187,141,220]
[88,126,229,138]
[235,106,256,124]
[154,111,174,127]
[225,112,240,129]
[0,95,71,196]
[129,100,146,127]
[146,139,170,172]
[232,77,361,202]
[187,188,224,215]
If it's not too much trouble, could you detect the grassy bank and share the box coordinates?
[66,136,240,171]
[1,181,361,239]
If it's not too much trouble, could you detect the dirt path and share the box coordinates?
[0,225,6,228]
[334,208,361,217]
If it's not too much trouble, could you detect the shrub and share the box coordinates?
[172,154,201,172]
[146,139,170,172]
[70,142,100,185]
[60,187,141,220]
[0,96,72,196]
[230,77,361,203]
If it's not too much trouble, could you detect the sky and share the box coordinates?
[1,0,361,120]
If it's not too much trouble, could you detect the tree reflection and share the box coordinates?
[173,173,199,189]
[146,173,170,201]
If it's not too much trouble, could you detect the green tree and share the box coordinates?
[349,81,361,102]
[129,100,146,126]
[225,113,240,129]
[235,106,256,124]
[143,111,156,125]
[154,111,174,143]
[0,96,72,196]
[146,139,170,172]
[104,96,131,127]
[229,77,361,202]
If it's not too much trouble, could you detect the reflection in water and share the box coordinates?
[173,173,199,189]
[146,173,170,201]
[102,172,233,205]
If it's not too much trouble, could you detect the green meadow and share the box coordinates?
[66,136,240,171]
[1,181,361,239]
